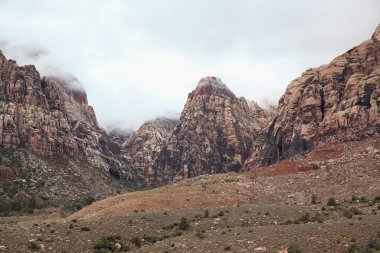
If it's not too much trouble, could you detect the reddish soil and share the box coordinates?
[247,161,320,179]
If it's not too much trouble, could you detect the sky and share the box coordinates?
[0,0,379,130]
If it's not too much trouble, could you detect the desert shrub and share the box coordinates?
[196,229,206,239]
[64,196,95,213]
[204,209,209,218]
[282,213,323,225]
[344,208,362,218]
[28,241,42,251]
[178,217,190,230]
[311,194,317,204]
[224,245,231,251]
[345,242,359,253]
[218,210,225,216]
[131,236,142,248]
[327,197,338,206]
[288,244,305,253]
[80,226,90,231]
[364,238,380,252]
[94,234,126,253]
[144,235,160,244]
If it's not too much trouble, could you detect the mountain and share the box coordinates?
[244,24,380,168]
[153,76,274,184]
[0,50,135,206]
[121,117,178,185]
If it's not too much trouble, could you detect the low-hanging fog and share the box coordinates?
[0,0,379,130]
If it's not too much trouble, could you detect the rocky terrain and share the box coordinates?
[0,137,378,252]
[0,22,379,253]
[121,118,178,186]
[245,24,380,168]
[153,76,274,184]
[0,50,137,208]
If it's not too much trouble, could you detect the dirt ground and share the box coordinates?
[0,138,379,253]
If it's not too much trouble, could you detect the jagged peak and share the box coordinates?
[196,76,231,91]
[372,23,380,41]
[0,49,5,60]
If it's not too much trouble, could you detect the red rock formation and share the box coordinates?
[0,50,132,179]
[154,77,274,183]
[121,117,178,185]
[244,24,380,168]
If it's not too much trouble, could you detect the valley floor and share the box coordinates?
[0,138,379,253]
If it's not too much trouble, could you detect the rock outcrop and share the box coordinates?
[0,50,135,201]
[121,117,178,185]
[154,77,273,183]
[244,24,380,168]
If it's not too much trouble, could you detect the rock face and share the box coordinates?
[121,118,178,185]
[245,25,380,168]
[0,50,135,200]
[154,76,273,183]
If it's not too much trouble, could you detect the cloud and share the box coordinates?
[0,0,379,129]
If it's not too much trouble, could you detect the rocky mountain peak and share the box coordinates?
[244,24,380,169]
[372,23,380,41]
[196,76,229,90]
[0,50,5,60]
[153,78,274,184]
[192,76,234,98]
[121,117,178,185]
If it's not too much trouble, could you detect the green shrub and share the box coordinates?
[178,217,190,230]
[311,194,317,204]
[364,238,380,252]
[288,244,305,253]
[344,208,362,218]
[94,234,126,253]
[28,241,41,251]
[196,229,206,239]
[345,242,359,253]
[327,197,338,206]
[131,236,142,248]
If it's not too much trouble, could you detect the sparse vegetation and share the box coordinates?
[204,209,209,218]
[224,245,231,251]
[178,217,190,230]
[344,208,362,218]
[288,244,305,253]
[28,241,41,251]
[131,236,142,248]
[311,194,317,204]
[80,226,90,231]
[63,196,95,213]
[282,212,324,225]
[196,229,206,239]
[94,234,127,253]
[327,197,338,206]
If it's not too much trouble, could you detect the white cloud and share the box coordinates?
[0,0,379,129]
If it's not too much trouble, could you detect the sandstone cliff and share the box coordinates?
[121,117,178,185]
[0,50,135,202]
[154,77,273,183]
[244,24,380,168]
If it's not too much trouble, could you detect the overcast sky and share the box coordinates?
[0,0,379,130]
